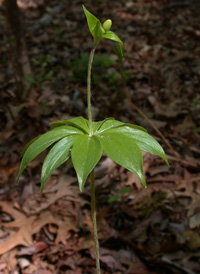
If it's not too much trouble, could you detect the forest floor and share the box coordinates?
[0,0,200,273]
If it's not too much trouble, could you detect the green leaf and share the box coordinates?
[112,45,123,61]
[108,195,120,203]
[94,20,105,41]
[92,117,115,133]
[44,70,54,80]
[101,125,169,165]
[96,119,124,133]
[41,135,77,192]
[96,120,147,134]
[50,116,89,134]
[83,6,124,54]
[71,135,102,191]
[82,5,99,38]
[24,76,37,85]
[94,118,147,134]
[98,132,146,187]
[103,31,124,57]
[119,187,130,195]
[17,126,83,182]
[123,123,147,133]
[19,135,41,159]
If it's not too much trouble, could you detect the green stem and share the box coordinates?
[87,42,98,135]
[87,40,100,272]
[91,169,101,274]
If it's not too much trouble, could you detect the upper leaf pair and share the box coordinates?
[83,5,124,57]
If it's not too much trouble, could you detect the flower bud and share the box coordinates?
[102,19,112,31]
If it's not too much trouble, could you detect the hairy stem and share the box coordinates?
[87,43,97,135]
[91,169,101,274]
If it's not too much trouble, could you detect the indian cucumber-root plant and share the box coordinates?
[17,6,169,274]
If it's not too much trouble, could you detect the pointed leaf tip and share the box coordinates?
[98,132,146,187]
[41,135,77,192]
[82,5,100,39]
[17,126,83,183]
[100,125,169,166]
[103,31,124,57]
[83,6,124,53]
